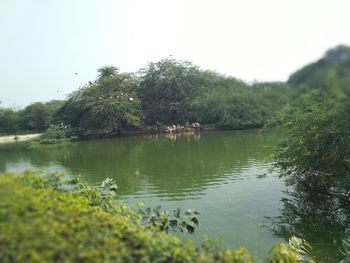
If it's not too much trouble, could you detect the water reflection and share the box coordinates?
[0,131,280,198]
[2,131,348,261]
[162,132,201,142]
[0,130,286,258]
[269,179,350,262]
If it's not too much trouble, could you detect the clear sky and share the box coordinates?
[1,0,350,107]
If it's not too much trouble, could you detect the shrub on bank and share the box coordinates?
[30,124,73,147]
[0,171,311,262]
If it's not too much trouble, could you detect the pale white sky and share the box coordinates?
[1,0,350,107]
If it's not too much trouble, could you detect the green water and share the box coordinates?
[0,130,345,261]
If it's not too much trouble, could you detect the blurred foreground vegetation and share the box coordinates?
[0,170,315,263]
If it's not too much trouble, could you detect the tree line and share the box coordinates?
[0,60,293,138]
[1,45,349,142]
[0,100,63,135]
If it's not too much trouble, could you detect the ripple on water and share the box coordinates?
[0,130,290,259]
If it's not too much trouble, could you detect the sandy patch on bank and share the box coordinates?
[0,134,41,144]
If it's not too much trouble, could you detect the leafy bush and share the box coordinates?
[341,238,350,263]
[275,98,350,185]
[30,124,72,146]
[40,124,72,140]
[0,171,310,263]
[139,206,200,234]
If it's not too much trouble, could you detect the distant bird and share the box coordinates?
[57,90,59,93]
[169,54,174,57]
[74,73,78,75]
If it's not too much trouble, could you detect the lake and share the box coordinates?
[0,130,344,261]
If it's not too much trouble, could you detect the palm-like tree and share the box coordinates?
[97,66,119,79]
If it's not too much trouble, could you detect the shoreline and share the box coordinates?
[0,127,270,145]
[0,133,41,144]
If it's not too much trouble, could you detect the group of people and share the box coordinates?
[165,122,200,134]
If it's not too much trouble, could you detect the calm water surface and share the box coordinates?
[0,130,343,261]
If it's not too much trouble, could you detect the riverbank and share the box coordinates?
[0,133,41,144]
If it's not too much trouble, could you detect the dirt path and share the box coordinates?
[0,133,41,144]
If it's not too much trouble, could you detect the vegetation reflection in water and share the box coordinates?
[0,130,345,261]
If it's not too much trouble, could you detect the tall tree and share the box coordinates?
[19,103,51,131]
[56,67,142,138]
[138,59,203,125]
[97,66,119,80]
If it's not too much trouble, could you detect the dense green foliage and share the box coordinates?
[55,67,142,139]
[271,46,350,262]
[275,45,350,185]
[206,83,290,130]
[0,171,311,263]
[2,45,350,139]
[288,45,350,96]
[0,100,63,135]
[1,59,292,138]
[138,59,204,125]
[276,98,350,180]
[39,124,72,140]
[0,108,20,134]
[139,206,200,235]
[139,59,291,129]
[19,102,54,131]
[30,124,73,146]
